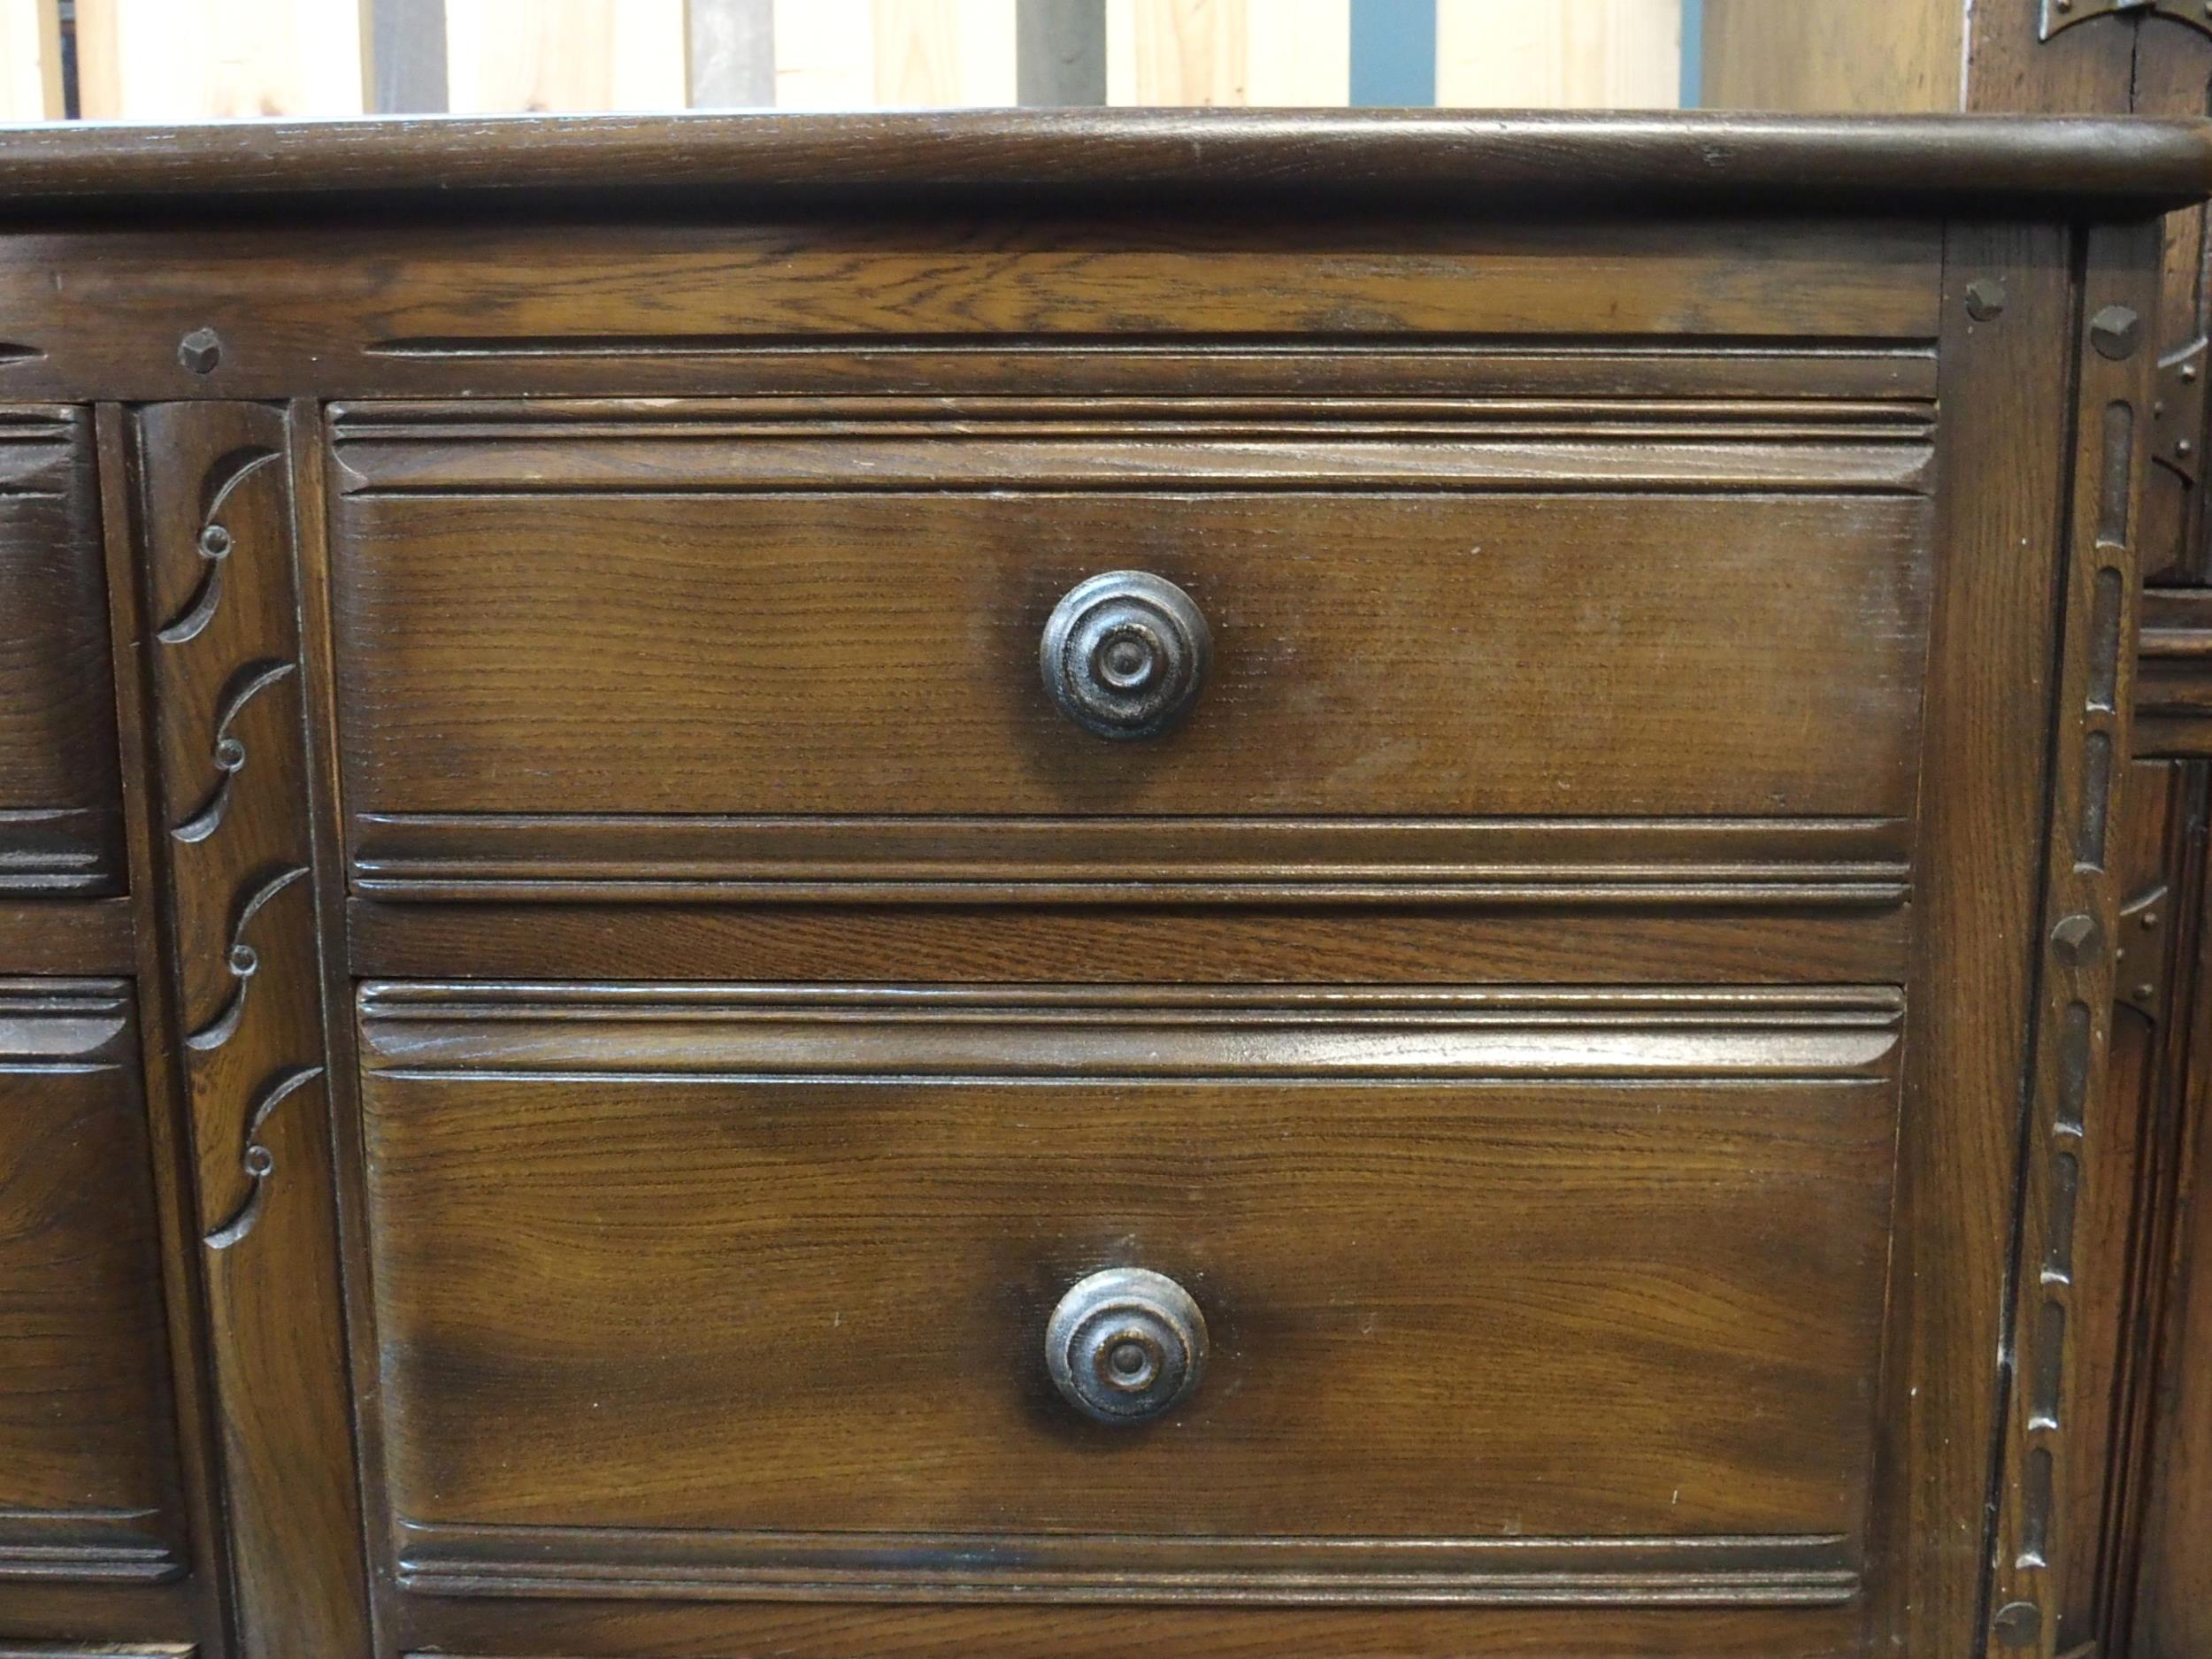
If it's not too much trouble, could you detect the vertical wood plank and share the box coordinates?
[1437,0,1681,109]
[1701,0,1963,111]
[1870,221,2077,1659]
[364,0,448,114]
[873,0,1017,106]
[96,402,236,1659]
[1107,0,1245,104]
[444,0,685,113]
[1982,218,2164,1659]
[0,0,62,120]
[2134,804,2212,1658]
[2070,759,2203,1656]
[130,401,372,1659]
[772,0,873,108]
[75,0,365,120]
[688,0,775,107]
[1017,0,1105,104]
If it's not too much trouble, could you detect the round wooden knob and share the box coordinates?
[1040,572,1210,740]
[1044,1266,1208,1425]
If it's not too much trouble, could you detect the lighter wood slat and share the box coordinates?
[774,0,875,108]
[444,0,686,114]
[1436,0,1682,111]
[1701,0,1965,113]
[0,0,60,122]
[75,0,364,119]
[873,0,1018,106]
[1104,0,1356,107]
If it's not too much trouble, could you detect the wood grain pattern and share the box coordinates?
[328,407,1935,836]
[0,410,120,898]
[1437,0,1681,111]
[1981,219,2162,1659]
[443,0,687,114]
[2133,771,2212,1657]
[0,0,65,123]
[73,0,364,120]
[93,405,232,1659]
[0,219,1946,407]
[1866,223,2078,1659]
[0,111,2187,212]
[1702,0,1965,112]
[0,110,2185,1659]
[2133,588,2212,755]
[358,982,1899,1601]
[0,981,184,1589]
[127,403,368,1659]
[874,0,1018,106]
[345,900,1915,988]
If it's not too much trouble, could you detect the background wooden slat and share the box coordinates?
[1018,0,1105,104]
[0,0,62,120]
[874,0,1017,107]
[1111,0,1347,107]
[444,0,685,114]
[689,0,775,108]
[1436,0,1682,110]
[772,0,873,108]
[1107,0,1243,104]
[77,0,365,120]
[1701,0,1962,112]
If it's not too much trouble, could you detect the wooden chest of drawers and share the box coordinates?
[0,110,2208,1659]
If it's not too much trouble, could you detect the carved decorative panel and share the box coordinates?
[127,403,369,1659]
[1982,227,2162,1659]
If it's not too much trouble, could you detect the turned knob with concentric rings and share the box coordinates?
[1044,1266,1209,1425]
[1039,571,1210,741]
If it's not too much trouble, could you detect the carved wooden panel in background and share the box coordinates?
[127,403,369,1659]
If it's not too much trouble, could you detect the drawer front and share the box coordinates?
[360,982,1900,1613]
[0,408,121,897]
[0,981,188,1586]
[330,394,1932,901]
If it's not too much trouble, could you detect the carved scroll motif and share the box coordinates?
[133,401,370,1657]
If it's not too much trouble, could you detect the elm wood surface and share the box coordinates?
[1981,218,2162,1659]
[0,111,2195,212]
[0,409,120,898]
[329,436,1932,841]
[0,219,1952,407]
[357,983,1898,1596]
[0,111,2195,1659]
[122,404,367,1659]
[0,982,184,1589]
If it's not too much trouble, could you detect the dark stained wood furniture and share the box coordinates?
[0,110,2207,1659]
[1703,12,2212,1655]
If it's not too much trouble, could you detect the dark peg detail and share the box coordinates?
[2090,305,2141,361]
[1045,1266,1209,1425]
[1040,571,1210,740]
[178,326,223,374]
